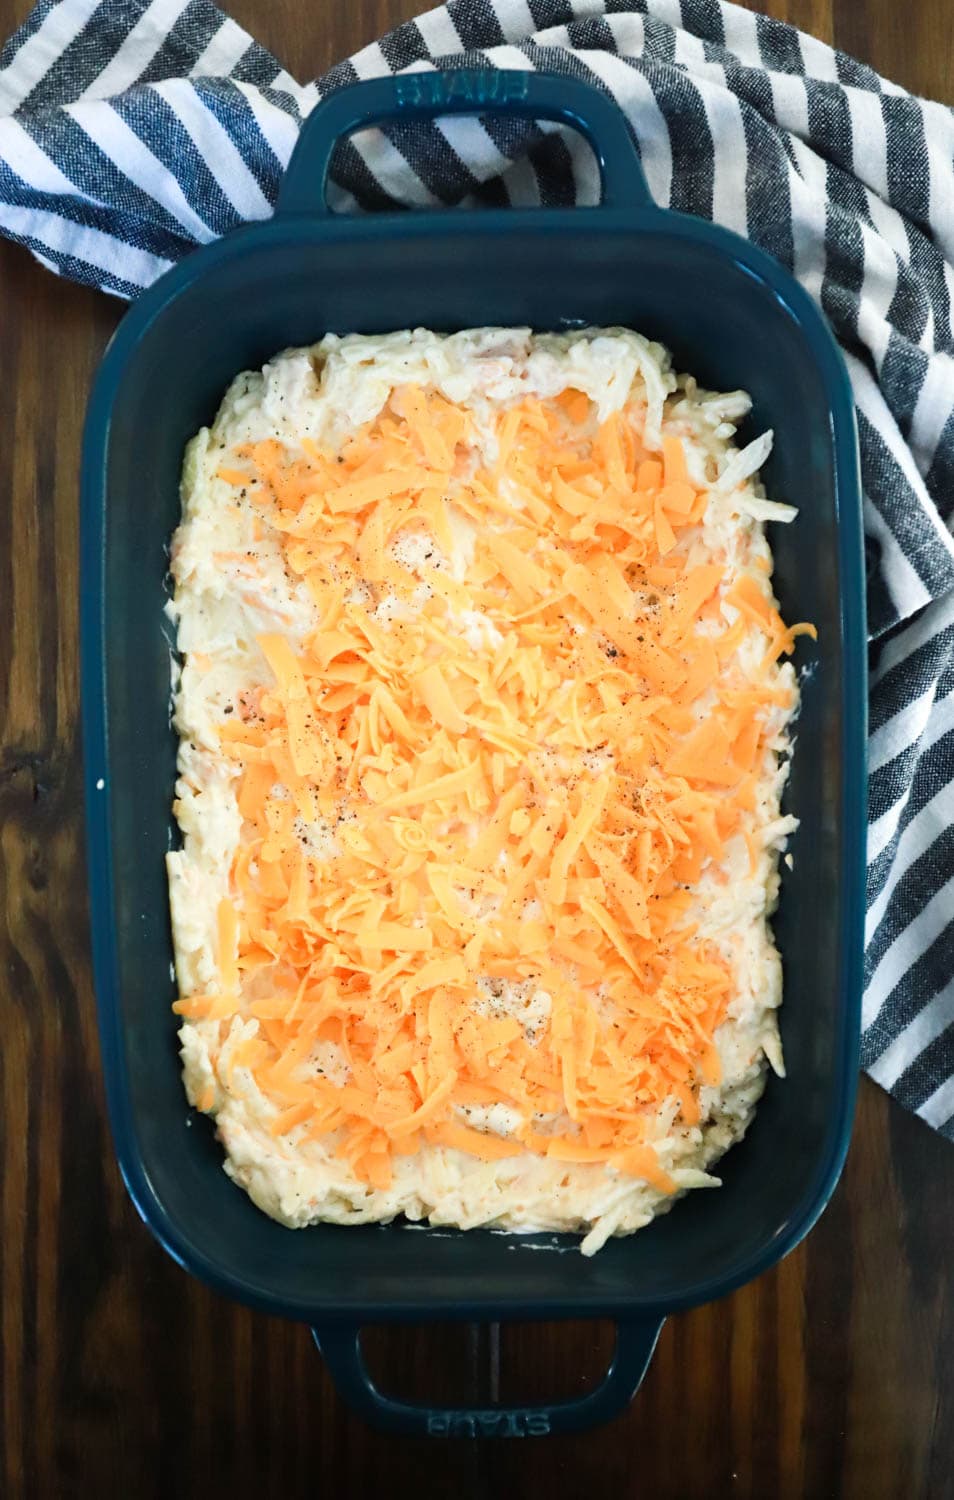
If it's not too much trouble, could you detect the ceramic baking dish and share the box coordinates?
[81,69,866,1435]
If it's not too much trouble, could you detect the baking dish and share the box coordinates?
[81,69,866,1436]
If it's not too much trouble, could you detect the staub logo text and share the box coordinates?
[426,1408,551,1437]
[395,71,530,108]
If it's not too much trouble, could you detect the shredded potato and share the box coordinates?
[166,328,812,1255]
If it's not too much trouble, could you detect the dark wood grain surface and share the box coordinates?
[2,1,953,1495]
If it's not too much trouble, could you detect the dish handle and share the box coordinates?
[278,69,655,217]
[311,1316,665,1436]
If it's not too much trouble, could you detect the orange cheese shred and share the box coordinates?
[172,375,811,1199]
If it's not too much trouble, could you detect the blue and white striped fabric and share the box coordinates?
[3,0,954,1132]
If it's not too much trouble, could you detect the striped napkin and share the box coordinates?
[2,0,953,1134]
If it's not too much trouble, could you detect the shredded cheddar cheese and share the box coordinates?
[167,328,810,1255]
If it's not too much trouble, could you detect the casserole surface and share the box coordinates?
[167,326,810,1254]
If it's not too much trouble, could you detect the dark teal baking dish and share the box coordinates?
[80,70,866,1436]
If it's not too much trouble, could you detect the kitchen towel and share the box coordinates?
[2,0,953,1131]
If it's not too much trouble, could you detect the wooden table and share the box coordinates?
[2,0,952,1495]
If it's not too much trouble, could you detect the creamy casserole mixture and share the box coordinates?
[166,327,812,1255]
